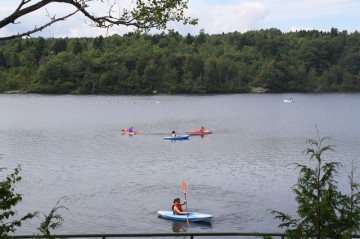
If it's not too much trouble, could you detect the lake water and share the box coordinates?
[1,93,360,236]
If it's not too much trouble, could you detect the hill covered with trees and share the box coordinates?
[0,28,360,94]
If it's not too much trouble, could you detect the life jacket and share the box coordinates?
[172,204,183,215]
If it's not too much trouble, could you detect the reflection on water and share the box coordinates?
[171,221,212,232]
[0,94,360,235]
[189,134,209,139]
[172,221,188,232]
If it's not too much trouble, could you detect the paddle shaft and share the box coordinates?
[184,192,190,224]
[184,193,188,211]
[182,181,189,224]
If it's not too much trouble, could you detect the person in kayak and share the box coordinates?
[172,131,176,137]
[199,126,205,132]
[172,198,187,215]
[128,126,133,132]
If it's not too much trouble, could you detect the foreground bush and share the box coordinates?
[271,129,360,239]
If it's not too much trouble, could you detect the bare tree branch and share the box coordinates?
[0,0,197,41]
[0,9,80,41]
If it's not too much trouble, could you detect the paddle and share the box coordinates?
[182,180,190,225]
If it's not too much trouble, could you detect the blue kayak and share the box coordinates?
[157,210,212,222]
[163,135,189,140]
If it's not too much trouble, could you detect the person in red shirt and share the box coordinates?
[172,198,188,215]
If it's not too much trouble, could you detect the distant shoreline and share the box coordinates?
[2,87,358,95]
[0,87,267,94]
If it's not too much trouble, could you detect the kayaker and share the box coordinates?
[199,126,205,132]
[172,198,188,215]
[172,131,176,137]
[128,126,133,132]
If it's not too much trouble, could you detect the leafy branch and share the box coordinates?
[0,0,198,41]
[37,197,69,237]
[0,166,39,237]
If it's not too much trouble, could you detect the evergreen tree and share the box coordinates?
[271,128,360,239]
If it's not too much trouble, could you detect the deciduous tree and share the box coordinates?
[0,166,38,237]
[0,0,197,41]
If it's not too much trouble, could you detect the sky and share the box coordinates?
[1,0,360,38]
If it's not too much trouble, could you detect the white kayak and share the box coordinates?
[283,99,293,103]
[157,210,212,222]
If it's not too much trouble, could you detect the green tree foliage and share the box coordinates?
[1,28,360,94]
[271,129,360,239]
[0,166,68,238]
[0,0,197,41]
[37,198,68,237]
[0,166,38,237]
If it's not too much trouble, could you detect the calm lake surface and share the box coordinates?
[1,93,360,236]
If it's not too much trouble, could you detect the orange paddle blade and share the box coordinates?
[182,181,187,194]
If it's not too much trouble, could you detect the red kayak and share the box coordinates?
[121,129,137,135]
[186,130,213,135]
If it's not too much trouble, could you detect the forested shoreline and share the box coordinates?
[0,27,360,94]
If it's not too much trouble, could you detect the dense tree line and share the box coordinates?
[0,27,360,94]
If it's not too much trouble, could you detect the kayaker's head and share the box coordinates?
[173,198,181,204]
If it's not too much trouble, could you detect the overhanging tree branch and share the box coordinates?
[0,9,80,41]
[0,0,198,41]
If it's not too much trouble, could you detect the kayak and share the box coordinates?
[121,129,137,135]
[186,130,212,135]
[157,210,212,222]
[283,99,293,103]
[163,135,189,140]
